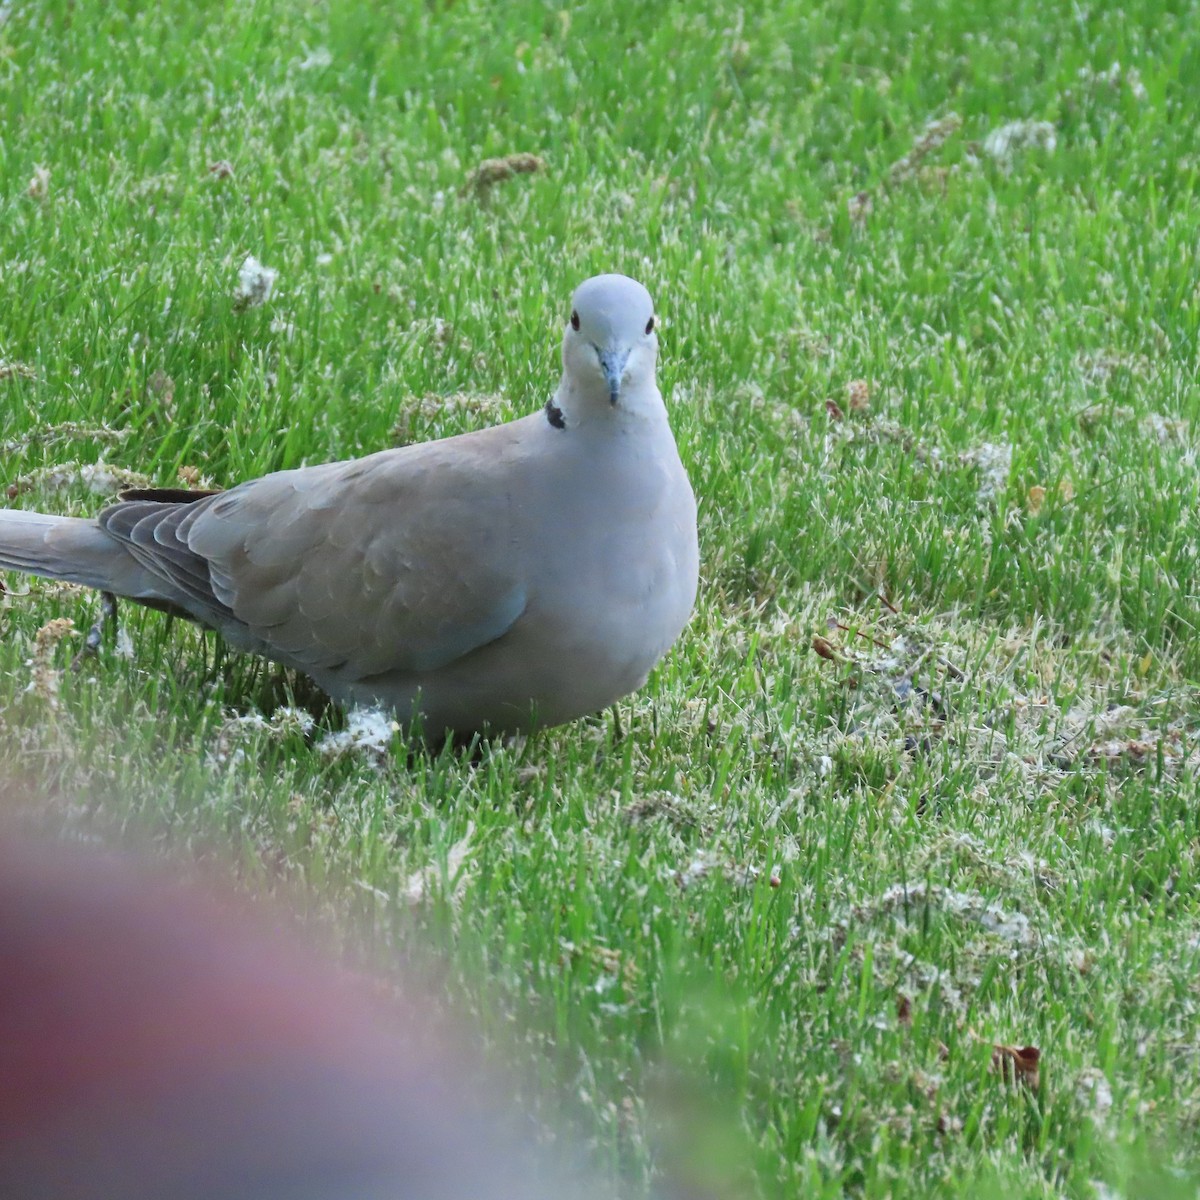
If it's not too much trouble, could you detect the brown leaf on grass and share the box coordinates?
[847,190,872,222]
[824,398,845,421]
[1028,481,1073,515]
[462,152,546,198]
[208,161,235,180]
[896,994,912,1026]
[846,379,871,412]
[811,635,840,662]
[991,1043,1040,1090]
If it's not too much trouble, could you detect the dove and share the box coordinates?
[0,274,699,737]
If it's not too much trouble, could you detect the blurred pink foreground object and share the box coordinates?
[0,838,604,1200]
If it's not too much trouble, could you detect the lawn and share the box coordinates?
[2,0,1200,1195]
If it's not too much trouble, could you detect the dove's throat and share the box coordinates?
[550,377,666,431]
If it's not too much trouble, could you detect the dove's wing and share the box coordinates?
[98,425,532,679]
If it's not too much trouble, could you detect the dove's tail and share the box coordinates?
[0,510,157,596]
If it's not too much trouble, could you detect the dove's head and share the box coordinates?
[559,274,658,416]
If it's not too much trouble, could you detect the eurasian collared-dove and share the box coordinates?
[0,275,699,737]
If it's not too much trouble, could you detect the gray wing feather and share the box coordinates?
[96,437,529,678]
[99,501,234,619]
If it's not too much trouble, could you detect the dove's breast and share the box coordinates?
[501,419,698,724]
[332,412,697,735]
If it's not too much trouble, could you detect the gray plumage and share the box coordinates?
[0,275,699,737]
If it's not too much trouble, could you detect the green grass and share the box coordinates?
[3,0,1200,1194]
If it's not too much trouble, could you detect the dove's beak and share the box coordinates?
[597,348,630,405]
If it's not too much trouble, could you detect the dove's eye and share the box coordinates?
[570,311,580,331]
[645,317,655,335]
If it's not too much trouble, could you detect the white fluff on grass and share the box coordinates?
[316,707,398,759]
[297,46,333,71]
[983,119,1057,164]
[233,254,277,308]
[961,441,1013,506]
